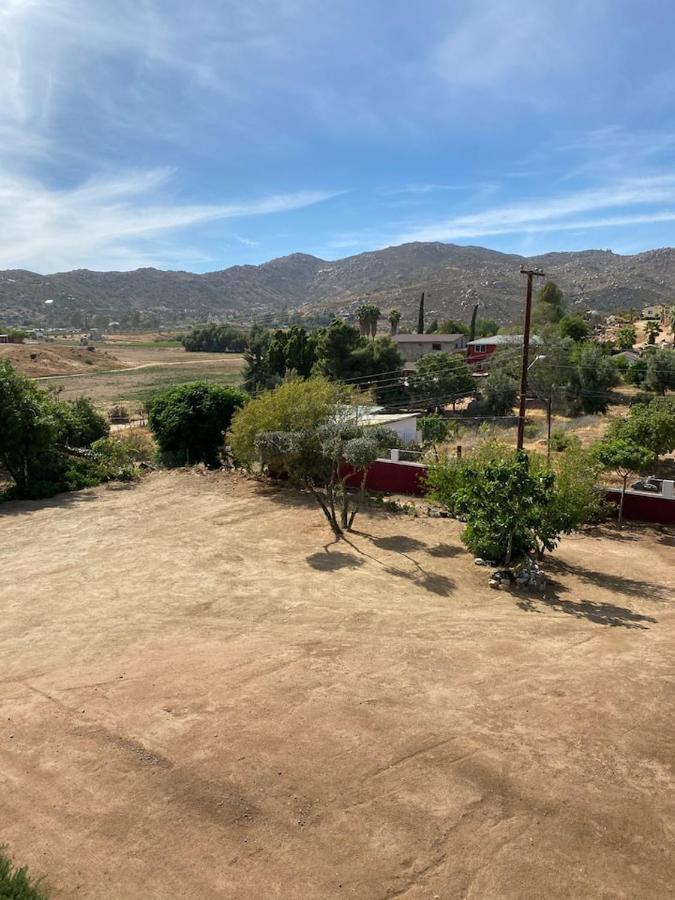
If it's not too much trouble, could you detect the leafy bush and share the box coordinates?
[523,422,540,440]
[481,369,518,415]
[231,377,351,467]
[0,846,47,899]
[90,437,137,481]
[454,452,556,564]
[114,427,155,462]
[549,428,580,452]
[607,398,675,459]
[148,381,248,467]
[56,396,109,448]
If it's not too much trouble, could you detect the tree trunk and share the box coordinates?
[619,474,627,527]
[505,531,513,566]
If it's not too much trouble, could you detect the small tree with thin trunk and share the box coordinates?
[592,438,655,526]
[388,309,401,335]
[255,421,397,537]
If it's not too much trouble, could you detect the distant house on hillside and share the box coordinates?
[467,334,542,370]
[392,333,465,364]
[642,305,665,321]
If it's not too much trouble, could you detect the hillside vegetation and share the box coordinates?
[3,242,675,326]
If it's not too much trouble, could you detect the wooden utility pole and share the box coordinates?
[516,267,545,450]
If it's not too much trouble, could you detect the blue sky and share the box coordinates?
[1,0,675,272]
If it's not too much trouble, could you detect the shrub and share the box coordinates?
[549,428,580,452]
[230,377,351,467]
[481,369,518,415]
[114,427,155,462]
[523,422,540,440]
[91,437,137,481]
[0,846,47,899]
[149,381,247,467]
[56,396,109,448]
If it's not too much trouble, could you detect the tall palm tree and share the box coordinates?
[645,319,661,345]
[388,309,401,335]
[356,304,370,336]
[368,306,381,338]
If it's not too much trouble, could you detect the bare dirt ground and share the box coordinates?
[1,471,674,899]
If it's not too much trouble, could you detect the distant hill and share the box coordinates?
[2,242,674,327]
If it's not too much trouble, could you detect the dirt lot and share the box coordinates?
[0,343,126,378]
[1,472,674,899]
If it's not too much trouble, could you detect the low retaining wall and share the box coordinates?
[342,458,428,496]
[605,489,675,525]
[341,459,675,525]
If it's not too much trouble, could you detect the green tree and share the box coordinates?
[437,318,469,336]
[567,344,618,414]
[645,320,661,345]
[356,304,371,336]
[608,399,675,460]
[617,325,637,350]
[56,396,109,448]
[388,309,401,335]
[558,314,590,342]
[453,451,556,564]
[592,438,655,525]
[242,325,272,393]
[475,317,500,338]
[644,348,675,395]
[625,356,648,386]
[255,420,395,536]
[482,369,518,415]
[0,361,59,494]
[409,353,474,409]
[418,413,448,458]
[148,382,247,467]
[230,377,350,467]
[313,320,403,384]
[532,281,565,327]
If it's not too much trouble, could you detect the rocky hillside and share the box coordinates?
[1,243,674,326]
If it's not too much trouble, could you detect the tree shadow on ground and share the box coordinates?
[546,558,672,603]
[306,551,364,572]
[349,532,456,597]
[426,542,464,558]
[0,487,104,518]
[515,585,657,629]
[372,535,426,553]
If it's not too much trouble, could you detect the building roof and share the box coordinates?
[392,333,464,343]
[361,413,418,426]
[467,334,542,347]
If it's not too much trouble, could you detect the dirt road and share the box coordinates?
[1,472,673,898]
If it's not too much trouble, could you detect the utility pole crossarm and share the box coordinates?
[516,267,546,451]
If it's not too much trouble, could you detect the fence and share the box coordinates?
[344,455,675,525]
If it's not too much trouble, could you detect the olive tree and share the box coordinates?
[256,421,397,536]
[592,438,655,525]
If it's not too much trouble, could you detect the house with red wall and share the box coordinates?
[467,334,542,370]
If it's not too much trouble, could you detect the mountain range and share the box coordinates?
[1,242,674,327]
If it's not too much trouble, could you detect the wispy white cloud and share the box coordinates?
[0,168,338,271]
[393,176,675,244]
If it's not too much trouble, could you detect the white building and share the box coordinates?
[361,412,420,444]
[392,333,465,363]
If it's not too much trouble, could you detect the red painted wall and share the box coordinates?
[605,489,675,525]
[341,459,428,496]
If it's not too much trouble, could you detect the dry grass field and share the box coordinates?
[33,343,245,407]
[1,471,674,899]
